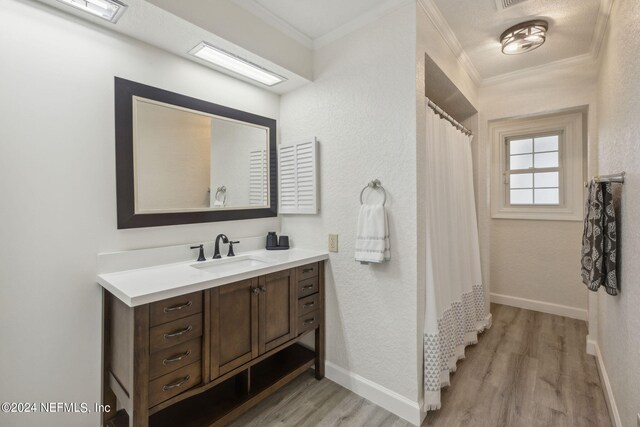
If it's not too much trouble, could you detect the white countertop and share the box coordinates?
[97,248,329,307]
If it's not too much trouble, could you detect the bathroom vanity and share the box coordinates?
[97,249,327,427]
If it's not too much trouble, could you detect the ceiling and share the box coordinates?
[236,0,608,83]
[430,0,604,80]
[31,0,610,90]
[236,0,392,40]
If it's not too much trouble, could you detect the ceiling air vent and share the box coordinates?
[495,0,530,10]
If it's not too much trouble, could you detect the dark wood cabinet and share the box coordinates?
[210,278,259,379]
[103,261,325,427]
[258,269,296,354]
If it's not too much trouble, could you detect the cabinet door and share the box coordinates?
[210,278,258,379]
[258,269,296,354]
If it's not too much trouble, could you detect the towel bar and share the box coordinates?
[584,172,625,187]
[360,179,387,206]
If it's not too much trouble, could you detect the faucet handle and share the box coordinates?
[227,241,240,257]
[190,244,206,262]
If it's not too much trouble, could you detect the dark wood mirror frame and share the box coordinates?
[114,77,277,229]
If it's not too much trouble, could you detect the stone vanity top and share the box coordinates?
[97,248,329,307]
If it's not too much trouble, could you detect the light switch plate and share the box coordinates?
[328,234,338,252]
[636,413,639,427]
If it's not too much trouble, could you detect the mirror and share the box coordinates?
[115,78,277,229]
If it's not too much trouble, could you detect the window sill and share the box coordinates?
[491,207,582,221]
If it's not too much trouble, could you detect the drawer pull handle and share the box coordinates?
[303,302,315,308]
[259,286,267,293]
[303,318,316,326]
[302,284,314,290]
[252,288,261,294]
[162,375,191,391]
[163,350,192,365]
[163,301,193,313]
[164,325,193,339]
[302,268,314,273]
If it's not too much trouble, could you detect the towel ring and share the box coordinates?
[360,179,387,206]
[214,186,227,206]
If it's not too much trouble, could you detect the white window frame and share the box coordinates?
[490,112,584,221]
[505,131,563,206]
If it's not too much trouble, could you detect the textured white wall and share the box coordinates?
[0,2,279,426]
[280,3,420,402]
[596,1,640,425]
[477,66,597,314]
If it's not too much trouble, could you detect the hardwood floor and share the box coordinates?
[227,373,413,427]
[227,304,611,427]
[425,304,611,427]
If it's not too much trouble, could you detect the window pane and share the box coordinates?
[534,152,558,168]
[510,173,533,189]
[510,154,533,170]
[535,188,559,205]
[510,138,532,155]
[534,172,559,188]
[534,135,559,152]
[511,189,533,204]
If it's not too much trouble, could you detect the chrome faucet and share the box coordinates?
[213,234,229,259]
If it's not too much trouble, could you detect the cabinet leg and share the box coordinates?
[102,291,118,426]
[101,388,117,426]
[314,326,325,380]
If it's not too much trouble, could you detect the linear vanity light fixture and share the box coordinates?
[56,0,128,23]
[189,42,287,87]
[500,20,548,55]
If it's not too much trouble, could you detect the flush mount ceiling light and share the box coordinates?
[500,20,548,55]
[56,0,127,23]
[189,42,287,87]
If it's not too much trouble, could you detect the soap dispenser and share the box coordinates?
[266,232,278,249]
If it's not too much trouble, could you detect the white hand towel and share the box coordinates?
[355,204,391,264]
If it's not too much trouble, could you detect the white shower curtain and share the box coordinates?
[423,103,488,411]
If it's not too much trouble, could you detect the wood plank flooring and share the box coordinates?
[424,304,611,427]
[227,304,611,427]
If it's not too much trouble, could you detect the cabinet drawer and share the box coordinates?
[149,338,202,380]
[297,262,319,281]
[150,313,203,353]
[297,293,319,317]
[148,361,202,408]
[150,291,203,327]
[298,310,321,335]
[297,277,318,299]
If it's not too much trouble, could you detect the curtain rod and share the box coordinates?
[425,97,473,137]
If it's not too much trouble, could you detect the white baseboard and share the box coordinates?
[490,293,587,321]
[588,340,622,427]
[324,361,423,426]
[586,336,597,356]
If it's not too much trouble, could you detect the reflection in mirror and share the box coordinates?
[115,77,277,229]
[133,98,269,213]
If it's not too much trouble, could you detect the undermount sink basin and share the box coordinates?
[190,255,274,276]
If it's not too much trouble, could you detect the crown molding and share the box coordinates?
[233,0,314,49]
[481,52,596,87]
[233,0,413,51]
[313,0,413,49]
[417,0,482,85]
[590,0,614,60]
